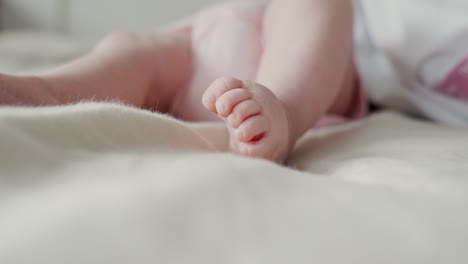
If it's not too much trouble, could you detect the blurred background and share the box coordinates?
[0,0,236,74]
[0,0,225,36]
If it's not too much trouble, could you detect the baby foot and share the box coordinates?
[202,77,292,162]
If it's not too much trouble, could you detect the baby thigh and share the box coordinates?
[170,2,267,121]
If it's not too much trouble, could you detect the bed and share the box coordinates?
[1,2,468,264]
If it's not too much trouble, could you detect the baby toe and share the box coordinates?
[202,77,243,113]
[215,88,252,117]
[234,115,269,143]
[227,99,261,128]
[237,142,269,159]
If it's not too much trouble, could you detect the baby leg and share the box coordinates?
[202,0,356,163]
[0,31,192,111]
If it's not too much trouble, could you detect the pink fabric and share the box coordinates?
[436,56,468,101]
[167,2,367,126]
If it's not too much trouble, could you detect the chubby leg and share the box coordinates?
[0,31,192,111]
[202,0,355,163]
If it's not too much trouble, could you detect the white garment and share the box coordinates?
[355,0,468,126]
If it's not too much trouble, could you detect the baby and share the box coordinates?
[0,0,362,162]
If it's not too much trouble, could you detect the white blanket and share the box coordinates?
[356,0,468,126]
[1,103,468,263]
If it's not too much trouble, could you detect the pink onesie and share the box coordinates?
[166,1,367,127]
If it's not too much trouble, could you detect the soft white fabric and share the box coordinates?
[1,103,468,263]
[356,0,468,126]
